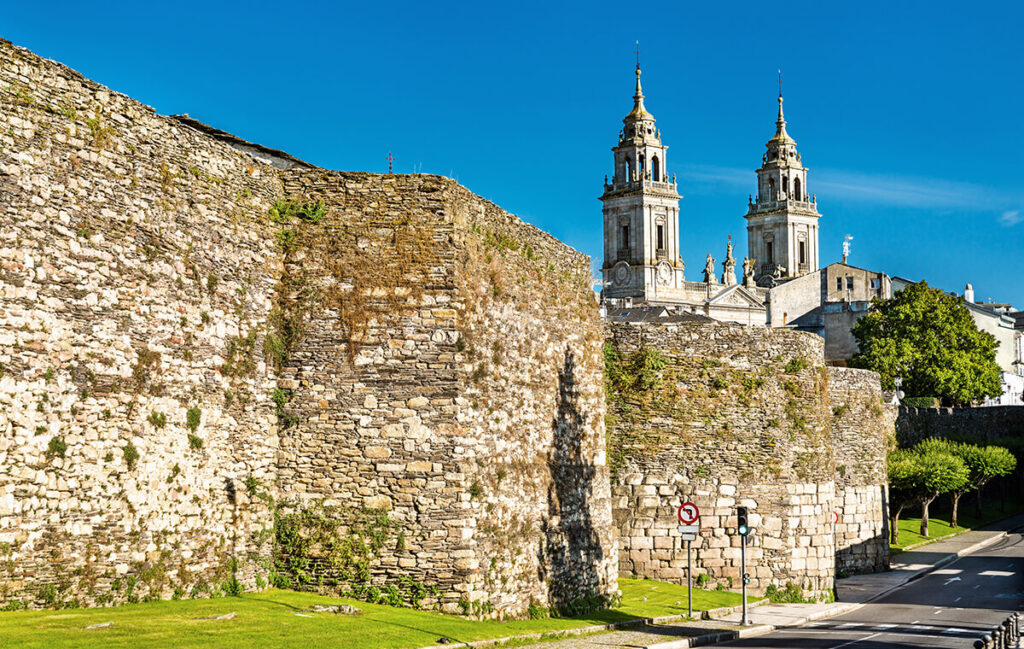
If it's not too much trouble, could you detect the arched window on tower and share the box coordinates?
[782,176,789,197]
[768,178,776,201]
[626,159,633,181]
[794,177,802,201]
[652,156,661,182]
[639,156,646,180]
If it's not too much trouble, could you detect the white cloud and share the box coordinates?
[999,210,1022,226]
[676,163,1021,224]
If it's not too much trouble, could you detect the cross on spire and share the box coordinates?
[634,40,640,69]
[777,69,782,98]
[386,151,395,174]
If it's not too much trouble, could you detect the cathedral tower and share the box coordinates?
[744,84,821,283]
[601,63,684,303]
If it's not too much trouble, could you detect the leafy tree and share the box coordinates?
[912,438,969,537]
[849,281,1001,406]
[947,442,1016,526]
[886,448,921,545]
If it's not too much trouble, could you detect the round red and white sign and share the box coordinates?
[833,511,839,524]
[678,501,700,525]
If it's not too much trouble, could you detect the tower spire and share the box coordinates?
[770,70,794,145]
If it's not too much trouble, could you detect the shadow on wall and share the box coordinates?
[836,484,891,575]
[539,348,604,612]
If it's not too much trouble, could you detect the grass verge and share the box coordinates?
[891,495,1024,551]
[0,579,747,649]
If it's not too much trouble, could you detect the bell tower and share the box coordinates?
[744,79,821,283]
[601,61,684,303]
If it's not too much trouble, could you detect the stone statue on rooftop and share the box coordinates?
[703,254,717,284]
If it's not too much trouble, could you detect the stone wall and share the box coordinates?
[828,367,891,575]
[606,321,837,598]
[0,38,282,607]
[0,38,617,615]
[896,406,1024,448]
[268,169,617,615]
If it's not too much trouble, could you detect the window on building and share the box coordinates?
[626,159,632,180]
[836,277,843,291]
[639,156,645,179]
[846,277,855,290]
[652,156,661,182]
[794,178,802,201]
[620,224,630,253]
[799,241,806,265]
[656,224,664,250]
[766,241,774,264]
[768,178,776,201]
[871,278,881,290]
[782,176,789,196]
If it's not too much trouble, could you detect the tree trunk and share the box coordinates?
[951,492,962,528]
[976,485,984,518]
[890,504,904,545]
[920,496,935,537]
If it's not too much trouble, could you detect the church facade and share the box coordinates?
[599,64,821,327]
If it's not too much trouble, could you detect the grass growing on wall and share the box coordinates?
[0,580,747,649]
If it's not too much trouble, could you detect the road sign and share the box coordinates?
[677,524,699,534]
[834,511,839,524]
[678,501,700,525]
[680,533,698,541]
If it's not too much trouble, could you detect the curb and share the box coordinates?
[414,600,767,649]
[641,602,863,649]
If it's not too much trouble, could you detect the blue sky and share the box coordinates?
[6,1,1023,306]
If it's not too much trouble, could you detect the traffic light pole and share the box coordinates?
[686,539,692,619]
[740,532,749,625]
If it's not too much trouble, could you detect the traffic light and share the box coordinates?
[737,506,749,536]
[743,572,750,585]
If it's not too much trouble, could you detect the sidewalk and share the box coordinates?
[498,514,1024,649]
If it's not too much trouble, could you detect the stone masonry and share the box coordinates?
[0,38,616,615]
[606,321,891,598]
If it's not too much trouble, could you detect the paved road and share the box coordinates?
[718,533,1024,648]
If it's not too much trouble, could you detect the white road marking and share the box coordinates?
[836,622,862,629]
[829,632,880,648]
[934,568,962,575]
[943,576,961,585]
[942,628,971,634]
[980,570,1015,576]
[871,624,896,630]
[933,609,943,614]
[955,597,962,602]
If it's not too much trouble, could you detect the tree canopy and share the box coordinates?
[886,438,969,540]
[849,281,1002,406]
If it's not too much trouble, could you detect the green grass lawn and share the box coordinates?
[891,494,1024,551]
[0,579,747,649]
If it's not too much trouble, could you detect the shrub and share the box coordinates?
[469,481,484,499]
[186,406,201,432]
[188,434,203,451]
[696,573,711,588]
[222,577,243,597]
[766,582,807,603]
[527,602,550,619]
[784,357,809,373]
[902,396,938,408]
[46,437,67,458]
[298,199,326,223]
[123,443,139,470]
[148,410,167,429]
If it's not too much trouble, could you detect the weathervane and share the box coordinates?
[386,151,394,174]
[635,40,640,68]
[777,69,782,97]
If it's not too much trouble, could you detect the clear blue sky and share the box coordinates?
[6,1,1022,306]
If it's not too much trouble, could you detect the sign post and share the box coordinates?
[677,501,700,619]
[736,506,751,626]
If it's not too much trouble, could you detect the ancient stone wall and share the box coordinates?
[828,367,890,575]
[0,38,282,608]
[606,321,836,598]
[0,38,617,616]
[896,406,1024,448]
[253,169,616,615]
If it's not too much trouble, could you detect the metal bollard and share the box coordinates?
[996,624,1006,649]
[983,633,993,648]
[975,640,986,649]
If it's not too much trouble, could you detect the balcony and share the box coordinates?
[603,178,679,194]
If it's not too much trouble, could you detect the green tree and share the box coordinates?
[948,442,1016,526]
[886,448,921,545]
[849,281,1001,406]
[912,438,969,537]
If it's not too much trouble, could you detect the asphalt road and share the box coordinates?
[718,532,1024,648]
